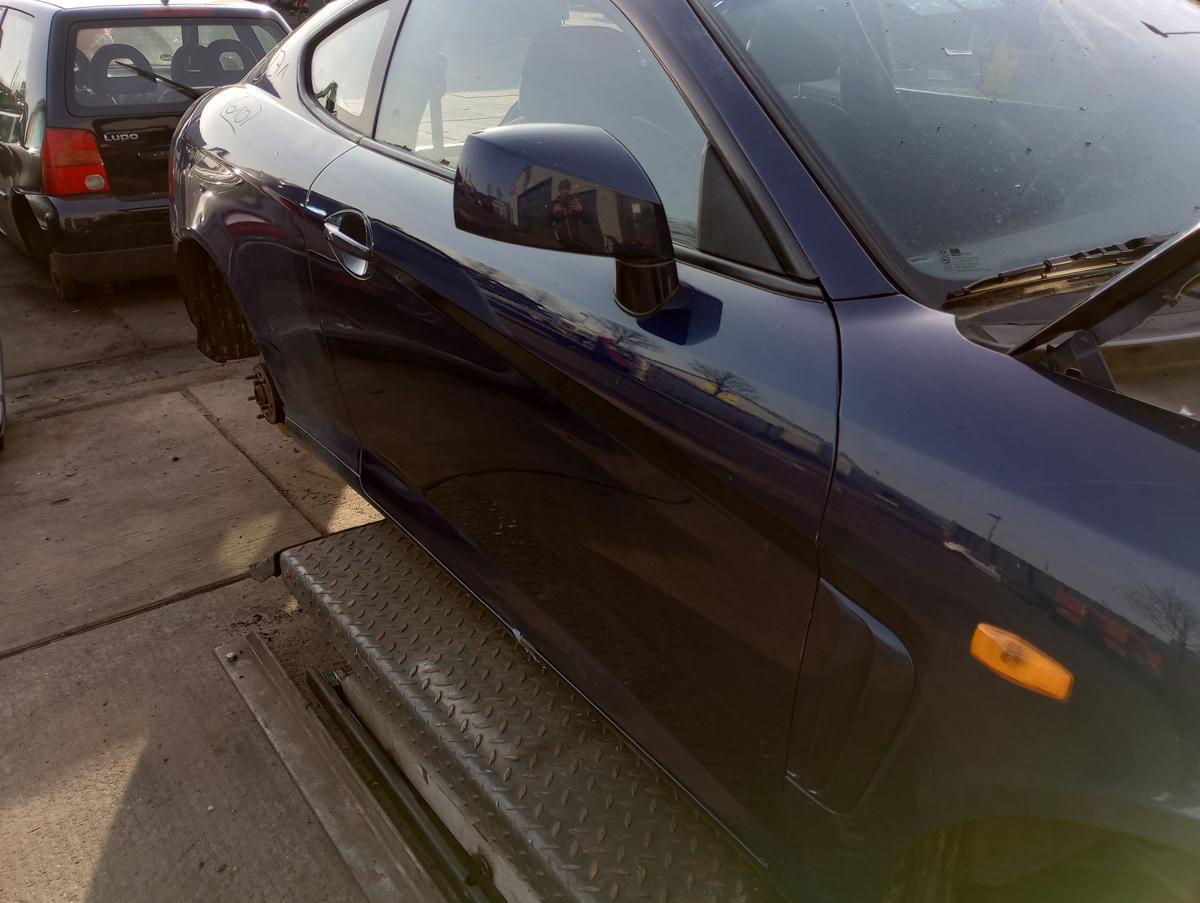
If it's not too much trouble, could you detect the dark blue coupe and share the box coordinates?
[170,0,1200,898]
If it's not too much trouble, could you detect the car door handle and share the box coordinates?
[323,210,373,278]
[324,220,372,259]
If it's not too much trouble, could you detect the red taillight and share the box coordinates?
[42,128,109,197]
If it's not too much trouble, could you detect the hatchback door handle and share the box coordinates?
[323,210,373,278]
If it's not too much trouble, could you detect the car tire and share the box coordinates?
[14,200,48,266]
[887,823,1200,903]
[885,824,965,903]
[50,258,79,304]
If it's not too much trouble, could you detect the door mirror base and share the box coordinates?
[615,258,679,317]
[637,290,722,346]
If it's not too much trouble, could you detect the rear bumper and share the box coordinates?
[25,193,173,282]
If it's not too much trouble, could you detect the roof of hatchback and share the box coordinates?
[29,0,274,12]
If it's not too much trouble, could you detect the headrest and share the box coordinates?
[72,48,90,89]
[90,44,156,95]
[746,9,839,87]
[170,44,209,86]
[519,26,648,129]
[207,39,255,86]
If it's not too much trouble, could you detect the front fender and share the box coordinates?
[807,292,1200,896]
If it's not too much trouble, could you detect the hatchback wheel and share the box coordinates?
[49,258,78,304]
[14,201,48,266]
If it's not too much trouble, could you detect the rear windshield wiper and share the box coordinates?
[945,234,1173,308]
[1008,221,1200,388]
[111,60,202,100]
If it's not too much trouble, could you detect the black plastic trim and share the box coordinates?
[787,580,915,812]
[296,0,407,143]
[684,0,920,303]
[698,144,780,272]
[615,0,817,283]
[676,246,823,299]
[358,134,452,181]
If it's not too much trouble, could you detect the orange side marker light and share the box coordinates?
[971,624,1074,701]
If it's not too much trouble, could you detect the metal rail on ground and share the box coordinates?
[214,632,449,903]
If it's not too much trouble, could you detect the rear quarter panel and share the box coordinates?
[172,34,358,462]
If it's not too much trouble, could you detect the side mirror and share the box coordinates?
[453,123,679,317]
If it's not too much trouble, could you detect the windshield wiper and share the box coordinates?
[1008,220,1200,388]
[945,234,1173,309]
[112,60,202,100]
[1142,20,1200,38]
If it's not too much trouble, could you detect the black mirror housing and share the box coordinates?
[454,123,678,316]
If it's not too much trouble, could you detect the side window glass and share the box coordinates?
[309,4,390,130]
[0,10,34,144]
[374,0,707,249]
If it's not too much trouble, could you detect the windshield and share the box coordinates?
[71,19,284,113]
[706,0,1200,301]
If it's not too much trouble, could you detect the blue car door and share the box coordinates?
[306,0,840,858]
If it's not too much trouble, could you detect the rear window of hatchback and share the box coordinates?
[69,17,285,114]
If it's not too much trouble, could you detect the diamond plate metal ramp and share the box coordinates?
[279,520,779,903]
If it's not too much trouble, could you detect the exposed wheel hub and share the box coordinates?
[249,363,284,424]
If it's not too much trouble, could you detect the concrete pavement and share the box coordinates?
[0,240,400,902]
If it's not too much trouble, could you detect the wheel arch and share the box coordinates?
[885,812,1200,902]
[175,234,260,363]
